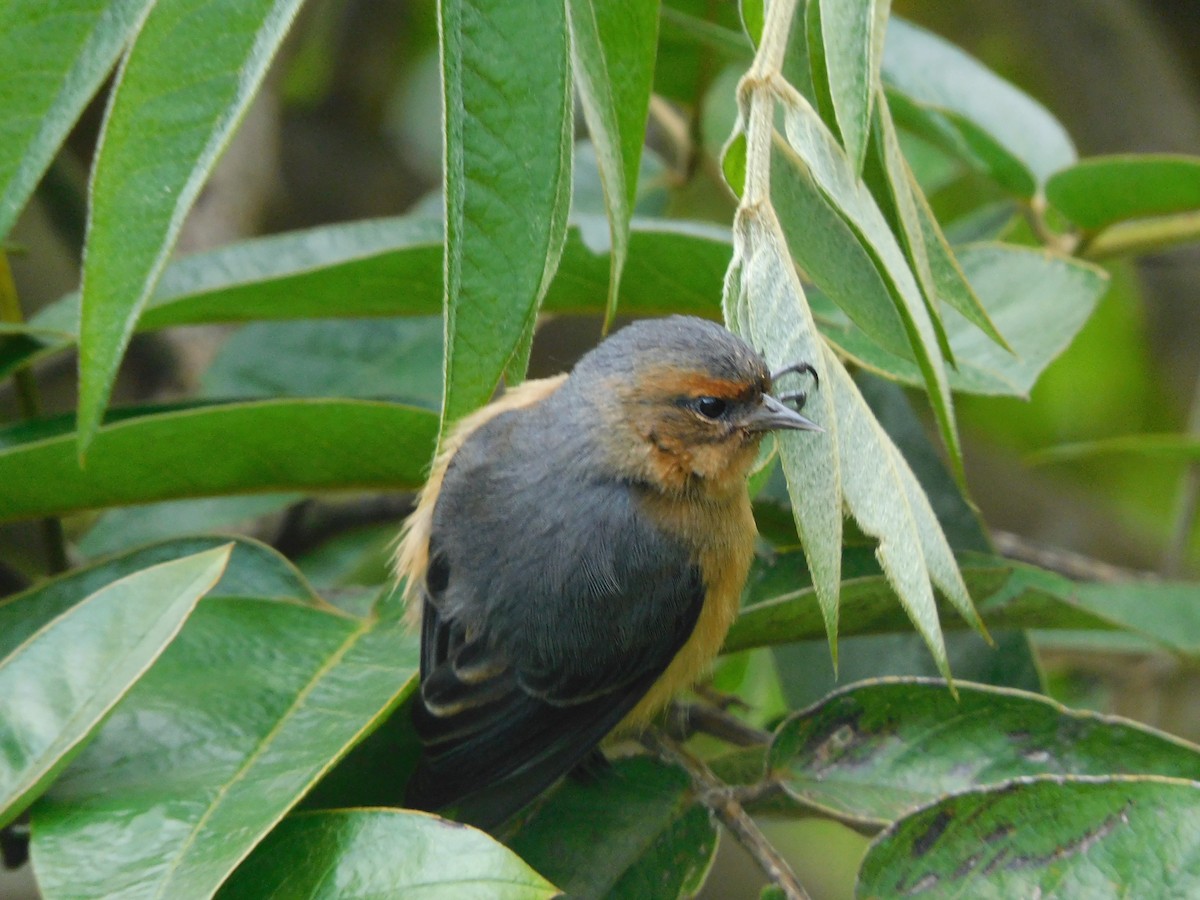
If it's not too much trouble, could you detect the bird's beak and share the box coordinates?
[746,394,823,433]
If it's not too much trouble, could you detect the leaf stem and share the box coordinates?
[0,252,69,574]
[642,730,812,900]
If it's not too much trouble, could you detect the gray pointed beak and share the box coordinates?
[747,394,823,433]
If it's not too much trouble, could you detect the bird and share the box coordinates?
[394,315,820,827]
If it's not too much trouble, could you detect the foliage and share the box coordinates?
[1,0,1199,897]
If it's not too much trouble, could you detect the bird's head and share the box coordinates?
[568,316,821,497]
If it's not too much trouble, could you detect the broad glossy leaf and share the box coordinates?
[78,0,305,452]
[508,756,717,900]
[0,538,322,663]
[0,546,230,829]
[818,243,1108,397]
[858,776,1200,898]
[1046,154,1200,231]
[568,0,659,326]
[0,0,153,239]
[440,0,572,429]
[882,18,1076,196]
[31,597,420,900]
[770,679,1200,827]
[777,98,962,478]
[10,217,731,379]
[807,0,889,173]
[219,809,557,899]
[0,400,437,524]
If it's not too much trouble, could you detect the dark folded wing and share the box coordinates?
[404,419,704,826]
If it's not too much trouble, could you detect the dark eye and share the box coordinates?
[692,396,728,419]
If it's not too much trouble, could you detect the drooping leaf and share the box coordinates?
[1030,434,1200,465]
[440,0,573,432]
[769,679,1200,828]
[218,809,558,900]
[0,0,154,240]
[0,400,437,524]
[568,0,659,326]
[816,243,1108,397]
[806,0,890,173]
[726,210,842,659]
[881,17,1076,197]
[776,97,962,479]
[30,597,420,900]
[1046,154,1200,231]
[0,546,230,829]
[77,0,305,453]
[858,776,1200,898]
[508,756,718,900]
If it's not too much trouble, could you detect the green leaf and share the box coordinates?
[807,0,889,174]
[873,98,1009,352]
[0,538,323,664]
[201,318,444,408]
[858,776,1200,898]
[568,0,659,327]
[78,496,302,559]
[30,597,420,900]
[10,217,734,381]
[440,0,573,431]
[882,18,1076,197]
[1030,433,1200,465]
[1046,154,1200,231]
[776,97,963,480]
[219,809,557,899]
[77,0,304,454]
[0,0,154,240]
[769,679,1200,828]
[725,211,842,660]
[818,243,1108,397]
[0,400,437,524]
[508,756,718,900]
[0,546,230,829]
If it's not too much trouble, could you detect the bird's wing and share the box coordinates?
[405,421,704,826]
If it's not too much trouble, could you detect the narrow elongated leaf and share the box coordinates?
[508,756,717,900]
[858,776,1200,898]
[777,97,962,479]
[818,243,1107,397]
[30,597,420,900]
[0,546,231,829]
[440,0,573,431]
[1030,433,1200,465]
[10,217,732,382]
[808,0,889,173]
[1046,154,1200,231]
[727,210,842,657]
[882,18,1076,196]
[820,349,953,680]
[0,538,323,664]
[568,0,659,326]
[0,400,438,524]
[78,0,305,453]
[218,810,557,899]
[770,679,1200,827]
[873,98,1008,351]
[0,0,154,239]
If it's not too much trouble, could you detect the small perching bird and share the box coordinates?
[395,315,820,826]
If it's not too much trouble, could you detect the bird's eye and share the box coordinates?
[692,396,728,419]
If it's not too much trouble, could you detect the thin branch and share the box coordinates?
[642,730,811,900]
[664,700,773,747]
[991,529,1156,582]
